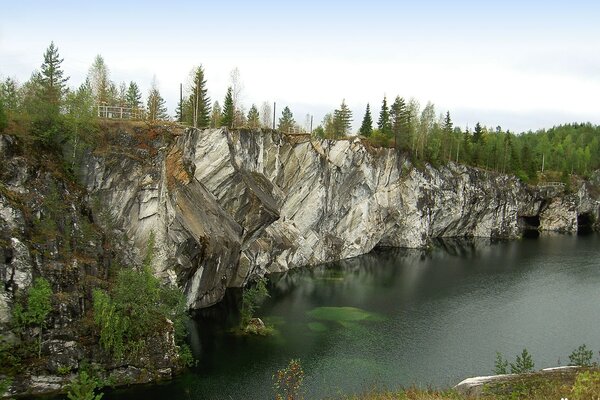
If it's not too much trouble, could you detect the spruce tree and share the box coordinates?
[0,98,7,133]
[188,65,210,128]
[278,106,295,133]
[473,122,483,143]
[390,96,408,148]
[221,87,234,128]
[332,99,352,137]
[247,104,260,129]
[1,77,20,112]
[125,81,143,110]
[377,96,391,136]
[359,103,373,137]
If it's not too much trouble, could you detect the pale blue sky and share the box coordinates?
[1,0,599,132]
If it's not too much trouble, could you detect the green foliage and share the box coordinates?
[12,277,53,358]
[571,370,600,400]
[67,371,104,400]
[125,81,143,111]
[510,349,535,374]
[273,359,304,400]
[494,352,509,374]
[359,103,373,137]
[377,96,391,136]
[185,66,211,128]
[332,99,352,137]
[0,377,12,397]
[247,104,260,129]
[93,238,188,360]
[146,79,168,121]
[240,278,269,328]
[569,344,594,367]
[278,106,295,133]
[0,97,7,133]
[221,87,234,128]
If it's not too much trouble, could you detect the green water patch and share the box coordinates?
[307,306,385,323]
[307,321,328,332]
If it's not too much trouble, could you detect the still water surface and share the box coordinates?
[108,233,600,399]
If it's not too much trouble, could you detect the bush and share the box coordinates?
[67,371,103,400]
[12,277,53,358]
[569,344,594,367]
[240,278,269,328]
[510,349,535,374]
[273,359,304,400]
[571,370,600,400]
[93,238,188,360]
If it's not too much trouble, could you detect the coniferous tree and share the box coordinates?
[359,103,373,137]
[377,96,391,136]
[390,96,408,149]
[443,111,454,161]
[332,99,352,137]
[125,81,142,109]
[1,77,20,112]
[221,87,234,128]
[473,122,483,143]
[247,104,260,129]
[278,106,295,133]
[187,65,210,128]
[146,78,168,121]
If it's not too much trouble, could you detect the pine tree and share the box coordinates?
[377,96,391,136]
[221,87,234,128]
[125,81,142,110]
[359,103,373,137]
[247,104,260,129]
[187,65,210,128]
[332,99,352,137]
[39,41,69,113]
[278,106,295,133]
[146,78,168,121]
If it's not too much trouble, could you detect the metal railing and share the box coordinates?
[97,105,145,120]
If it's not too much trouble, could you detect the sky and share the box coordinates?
[1,0,599,133]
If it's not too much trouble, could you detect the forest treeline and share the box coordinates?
[1,42,598,182]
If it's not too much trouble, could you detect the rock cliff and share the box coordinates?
[81,128,600,310]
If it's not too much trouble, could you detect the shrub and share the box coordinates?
[273,359,304,400]
[569,344,594,367]
[93,238,188,361]
[66,371,103,400]
[510,348,535,374]
[571,370,600,400]
[240,278,269,328]
[12,277,53,358]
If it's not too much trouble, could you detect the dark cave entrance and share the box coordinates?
[519,215,540,238]
[577,213,594,234]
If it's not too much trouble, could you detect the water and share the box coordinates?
[107,233,600,399]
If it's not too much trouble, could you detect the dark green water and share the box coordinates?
[107,233,600,399]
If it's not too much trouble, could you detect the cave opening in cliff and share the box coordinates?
[577,213,594,234]
[519,215,540,238]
